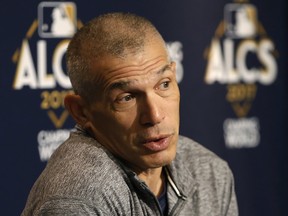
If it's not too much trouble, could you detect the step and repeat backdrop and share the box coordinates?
[1,0,287,215]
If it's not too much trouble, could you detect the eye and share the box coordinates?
[116,94,135,103]
[158,81,170,90]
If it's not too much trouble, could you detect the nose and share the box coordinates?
[139,93,165,127]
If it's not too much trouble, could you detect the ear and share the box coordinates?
[171,61,177,79]
[64,94,88,127]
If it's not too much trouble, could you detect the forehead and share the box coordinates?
[109,62,173,90]
[90,40,169,91]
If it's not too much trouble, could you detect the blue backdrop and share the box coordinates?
[1,0,287,215]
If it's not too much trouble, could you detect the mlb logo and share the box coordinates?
[38,2,77,38]
[224,4,257,38]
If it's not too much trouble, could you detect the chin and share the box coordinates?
[144,149,176,169]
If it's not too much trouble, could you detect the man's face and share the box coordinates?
[84,40,180,173]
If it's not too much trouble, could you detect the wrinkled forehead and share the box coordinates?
[89,39,169,85]
[107,61,174,90]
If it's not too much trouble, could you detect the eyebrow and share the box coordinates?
[108,62,173,91]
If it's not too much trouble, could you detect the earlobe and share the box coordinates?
[64,94,88,127]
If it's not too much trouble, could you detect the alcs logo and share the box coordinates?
[205,2,277,87]
[11,1,81,161]
[204,0,278,148]
[12,2,77,90]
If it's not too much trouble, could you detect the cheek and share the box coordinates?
[114,109,138,130]
[168,96,180,118]
[91,108,137,136]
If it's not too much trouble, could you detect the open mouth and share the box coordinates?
[141,135,171,152]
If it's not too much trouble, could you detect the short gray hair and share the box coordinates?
[66,12,166,101]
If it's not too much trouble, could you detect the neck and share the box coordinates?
[138,167,165,197]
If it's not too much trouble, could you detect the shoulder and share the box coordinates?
[48,130,130,192]
[170,136,238,215]
[46,130,123,188]
[23,130,132,214]
[177,135,223,162]
[175,135,233,182]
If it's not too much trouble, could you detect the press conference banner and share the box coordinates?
[1,0,287,215]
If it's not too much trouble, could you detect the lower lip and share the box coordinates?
[142,137,170,152]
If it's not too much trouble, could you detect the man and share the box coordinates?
[22,12,238,215]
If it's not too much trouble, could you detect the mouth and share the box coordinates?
[141,135,172,152]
